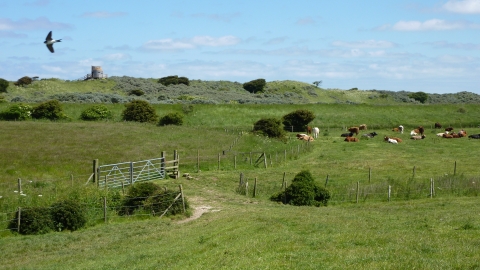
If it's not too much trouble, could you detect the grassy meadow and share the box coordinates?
[1,102,480,269]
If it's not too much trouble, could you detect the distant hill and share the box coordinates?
[1,76,479,104]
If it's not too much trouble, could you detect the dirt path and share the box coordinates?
[177,205,218,224]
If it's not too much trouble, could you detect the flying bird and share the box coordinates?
[44,31,62,53]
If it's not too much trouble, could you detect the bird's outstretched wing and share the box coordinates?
[46,44,54,53]
[45,31,52,41]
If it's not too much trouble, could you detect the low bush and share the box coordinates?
[119,182,162,215]
[9,207,53,235]
[14,76,33,87]
[122,100,158,123]
[31,100,68,120]
[253,118,285,138]
[0,78,9,93]
[129,89,145,96]
[0,104,32,121]
[50,200,87,231]
[80,104,113,121]
[158,112,184,126]
[270,170,330,206]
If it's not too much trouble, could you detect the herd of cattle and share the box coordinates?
[296,122,480,143]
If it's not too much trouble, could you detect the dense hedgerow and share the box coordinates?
[270,170,331,206]
[80,104,113,121]
[9,207,54,235]
[50,200,87,231]
[253,118,285,138]
[31,100,68,120]
[122,100,158,123]
[0,103,32,120]
[158,112,184,126]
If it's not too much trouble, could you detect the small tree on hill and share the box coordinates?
[14,76,33,87]
[158,75,190,86]
[253,118,285,138]
[282,109,315,132]
[0,78,9,93]
[243,78,266,94]
[312,80,322,88]
[122,100,158,123]
[408,91,428,104]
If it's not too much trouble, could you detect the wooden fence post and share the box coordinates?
[234,154,237,169]
[356,181,360,203]
[104,175,108,191]
[197,149,200,173]
[263,152,267,169]
[103,197,107,223]
[129,162,134,185]
[71,174,74,187]
[245,180,248,197]
[430,178,433,198]
[93,159,99,184]
[325,174,329,187]
[174,150,179,179]
[253,178,257,198]
[17,207,21,233]
[368,167,371,183]
[179,184,186,213]
[388,185,391,202]
[218,153,221,170]
[17,178,22,194]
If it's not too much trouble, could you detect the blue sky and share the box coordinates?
[1,0,479,94]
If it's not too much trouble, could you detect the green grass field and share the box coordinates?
[1,103,480,269]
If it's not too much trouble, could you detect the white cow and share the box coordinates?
[312,127,320,138]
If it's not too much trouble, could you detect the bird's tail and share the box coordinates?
[58,39,62,42]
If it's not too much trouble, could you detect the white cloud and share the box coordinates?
[443,0,480,14]
[384,19,480,31]
[81,11,127,18]
[332,40,395,48]
[102,53,131,61]
[0,17,72,30]
[142,36,241,51]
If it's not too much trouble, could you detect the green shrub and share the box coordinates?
[31,100,68,120]
[50,200,86,231]
[158,75,190,86]
[158,112,184,126]
[145,189,189,216]
[9,207,53,235]
[243,78,266,94]
[122,100,158,123]
[14,76,33,87]
[129,89,145,96]
[0,78,9,93]
[182,104,194,114]
[408,91,429,103]
[119,182,162,215]
[282,109,315,132]
[270,170,330,207]
[253,118,285,138]
[0,104,32,121]
[80,104,113,121]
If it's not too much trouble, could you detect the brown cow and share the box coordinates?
[359,124,367,130]
[445,127,454,132]
[344,136,359,142]
[307,126,312,134]
[435,122,442,129]
[458,129,467,137]
[417,126,425,136]
[384,136,402,143]
[348,127,359,135]
[443,134,454,138]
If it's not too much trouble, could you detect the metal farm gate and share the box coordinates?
[97,157,166,189]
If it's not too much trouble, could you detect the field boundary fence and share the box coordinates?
[0,185,185,234]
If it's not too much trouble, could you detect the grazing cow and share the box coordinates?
[410,130,418,136]
[359,124,367,130]
[307,126,312,134]
[341,132,354,137]
[458,129,467,137]
[468,134,480,139]
[348,127,360,135]
[362,131,378,138]
[417,126,425,136]
[435,122,442,129]
[344,136,359,142]
[411,135,426,140]
[445,127,454,132]
[312,127,320,139]
[384,136,402,143]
